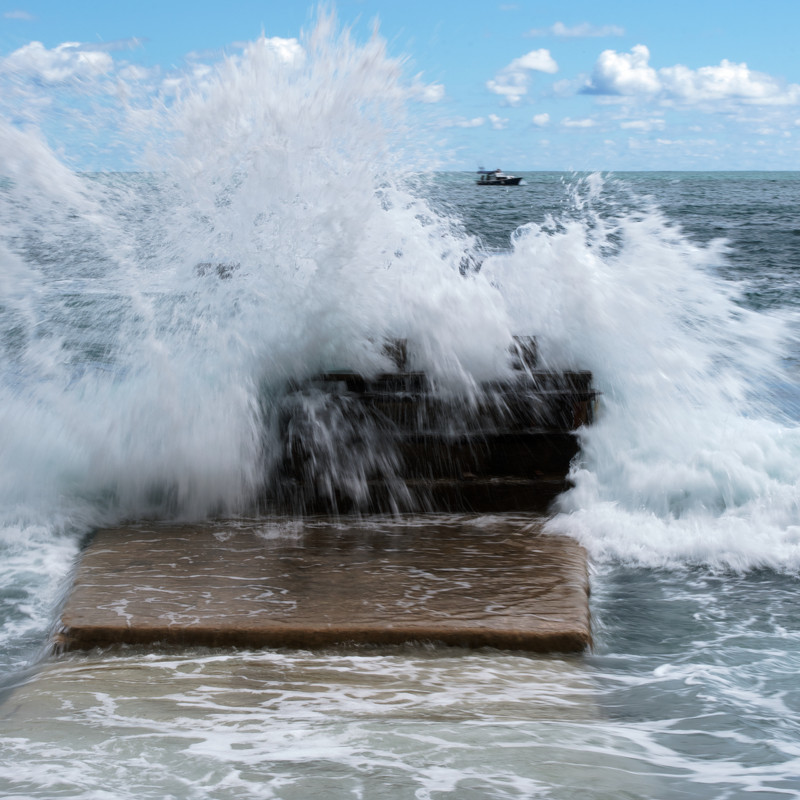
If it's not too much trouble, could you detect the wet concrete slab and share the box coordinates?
[57,516,590,653]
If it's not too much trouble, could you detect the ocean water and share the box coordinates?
[2,19,800,799]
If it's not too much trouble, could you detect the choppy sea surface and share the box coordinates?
[2,22,800,799]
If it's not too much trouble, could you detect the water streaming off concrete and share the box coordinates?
[2,645,634,800]
[58,515,590,652]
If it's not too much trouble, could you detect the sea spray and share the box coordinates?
[1,12,800,594]
[480,175,800,570]
[0,14,514,532]
[2,18,800,795]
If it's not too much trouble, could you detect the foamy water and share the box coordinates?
[1,13,799,798]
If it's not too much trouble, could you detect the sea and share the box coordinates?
[1,23,800,800]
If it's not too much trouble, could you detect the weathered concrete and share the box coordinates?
[57,517,591,653]
[56,342,597,655]
[272,359,597,514]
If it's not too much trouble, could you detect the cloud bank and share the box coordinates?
[4,41,113,84]
[583,45,800,106]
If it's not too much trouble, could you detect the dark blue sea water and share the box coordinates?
[1,25,800,797]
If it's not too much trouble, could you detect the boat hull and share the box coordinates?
[476,177,522,186]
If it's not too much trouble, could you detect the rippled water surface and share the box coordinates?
[2,18,800,798]
[3,564,799,799]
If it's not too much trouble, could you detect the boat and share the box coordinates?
[476,168,522,186]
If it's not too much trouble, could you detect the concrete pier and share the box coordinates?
[57,516,591,653]
[57,342,596,655]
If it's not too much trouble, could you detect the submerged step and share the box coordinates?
[275,358,597,514]
[395,431,580,479]
[57,517,591,654]
[409,476,573,512]
[270,476,571,515]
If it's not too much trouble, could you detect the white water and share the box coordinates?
[1,17,796,570]
[480,182,800,570]
[1,13,800,799]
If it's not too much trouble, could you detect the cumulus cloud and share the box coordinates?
[410,77,445,103]
[488,113,507,130]
[532,112,550,126]
[584,45,659,95]
[486,49,557,105]
[2,41,113,84]
[528,22,624,38]
[245,36,305,66]
[583,45,800,106]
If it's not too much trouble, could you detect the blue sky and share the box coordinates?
[2,0,799,170]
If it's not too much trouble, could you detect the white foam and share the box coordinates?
[482,178,800,570]
[1,17,799,584]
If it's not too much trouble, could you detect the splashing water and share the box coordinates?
[1,14,799,599]
[480,176,800,570]
[0,16,514,531]
[2,14,800,800]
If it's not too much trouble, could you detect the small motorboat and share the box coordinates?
[476,168,522,186]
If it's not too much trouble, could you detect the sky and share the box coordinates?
[1,0,799,171]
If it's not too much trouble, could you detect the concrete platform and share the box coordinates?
[57,516,591,653]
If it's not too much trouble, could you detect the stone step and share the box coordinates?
[352,393,593,432]
[268,475,571,515]
[56,517,591,654]
[409,476,573,513]
[280,430,579,485]
[394,431,580,478]
[289,371,596,437]
[273,360,595,515]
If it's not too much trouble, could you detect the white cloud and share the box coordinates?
[486,49,558,106]
[585,44,660,95]
[513,50,558,73]
[249,36,305,66]
[411,77,445,103]
[583,45,800,106]
[3,41,113,84]
[117,64,154,83]
[528,22,624,38]
[488,113,507,130]
[532,112,550,126]
[562,117,597,128]
[660,60,800,105]
[4,9,34,20]
[440,116,485,128]
[655,137,717,147]
[620,118,666,131]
